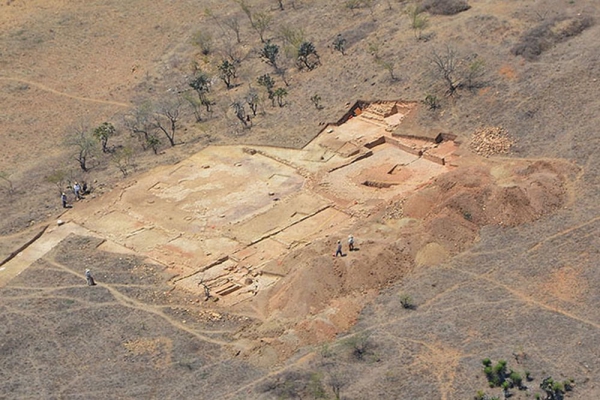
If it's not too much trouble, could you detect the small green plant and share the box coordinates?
[509,370,523,388]
[333,34,347,55]
[406,4,429,40]
[342,331,373,361]
[308,372,326,398]
[399,294,416,310]
[311,94,323,110]
[422,94,440,110]
[191,30,212,55]
[273,87,288,107]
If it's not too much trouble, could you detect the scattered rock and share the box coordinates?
[469,126,515,157]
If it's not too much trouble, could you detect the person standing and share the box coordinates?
[73,182,82,200]
[85,269,96,286]
[335,240,343,257]
[348,235,354,251]
[61,192,68,208]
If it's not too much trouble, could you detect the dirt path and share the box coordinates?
[0,222,98,287]
[0,76,131,108]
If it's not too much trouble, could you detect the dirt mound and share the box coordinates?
[408,161,569,228]
[234,159,574,356]
[469,126,515,157]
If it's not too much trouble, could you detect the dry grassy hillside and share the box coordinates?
[1,0,600,399]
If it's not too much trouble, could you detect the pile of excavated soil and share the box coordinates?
[236,159,575,356]
[469,126,515,157]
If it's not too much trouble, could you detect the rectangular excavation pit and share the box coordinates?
[362,180,398,188]
[228,192,329,245]
[275,207,354,246]
[215,282,242,296]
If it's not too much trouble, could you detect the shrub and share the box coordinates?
[419,0,471,16]
[512,15,594,61]
[423,93,440,111]
[509,370,523,388]
[342,331,373,361]
[399,294,416,310]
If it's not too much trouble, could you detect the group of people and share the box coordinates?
[61,181,89,208]
[335,235,355,257]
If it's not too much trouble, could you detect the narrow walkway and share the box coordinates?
[0,222,101,287]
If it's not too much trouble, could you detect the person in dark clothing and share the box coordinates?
[85,269,96,286]
[61,192,68,208]
[335,240,343,257]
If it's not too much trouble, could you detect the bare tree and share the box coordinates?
[430,45,460,94]
[45,169,68,194]
[0,171,15,197]
[223,16,242,44]
[246,89,260,116]
[231,100,250,128]
[123,102,156,150]
[326,367,347,400]
[153,98,182,147]
[111,146,135,176]
[181,91,204,122]
[65,123,96,172]
[252,11,273,43]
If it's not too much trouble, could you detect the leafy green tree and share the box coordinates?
[260,40,280,69]
[147,135,161,155]
[189,72,211,96]
[218,60,237,89]
[274,87,288,107]
[257,74,275,105]
[297,41,320,70]
[189,72,213,112]
[333,34,347,55]
[93,122,116,153]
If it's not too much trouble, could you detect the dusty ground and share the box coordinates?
[1,0,600,399]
